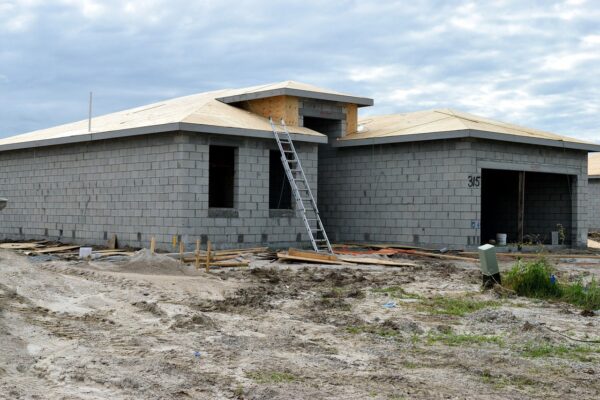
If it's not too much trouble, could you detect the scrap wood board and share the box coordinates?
[0,242,45,250]
[277,252,344,265]
[337,256,417,267]
[34,245,80,254]
[288,248,339,261]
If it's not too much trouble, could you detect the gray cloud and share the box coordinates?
[0,0,598,142]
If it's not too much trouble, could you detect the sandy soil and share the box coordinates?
[1,249,599,399]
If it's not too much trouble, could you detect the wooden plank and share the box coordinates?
[338,256,417,267]
[288,248,339,262]
[346,103,357,135]
[210,261,249,268]
[205,241,211,273]
[277,252,343,265]
[0,242,43,250]
[213,247,269,256]
[195,239,200,270]
[400,250,478,262]
[518,171,525,244]
[93,251,134,257]
[179,240,185,263]
[107,234,117,250]
[183,252,239,265]
[35,245,80,254]
[459,251,600,260]
[150,236,156,254]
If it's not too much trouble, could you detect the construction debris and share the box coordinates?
[277,248,344,264]
[34,245,81,254]
[337,256,416,267]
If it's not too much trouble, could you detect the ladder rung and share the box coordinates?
[270,117,332,254]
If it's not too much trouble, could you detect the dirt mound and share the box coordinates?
[117,249,194,276]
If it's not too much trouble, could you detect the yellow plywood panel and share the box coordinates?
[240,95,299,126]
[346,103,357,136]
[590,153,600,175]
[341,108,595,147]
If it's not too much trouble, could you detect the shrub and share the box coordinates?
[504,258,561,299]
[504,258,600,310]
[560,278,600,311]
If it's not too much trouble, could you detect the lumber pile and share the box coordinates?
[277,248,417,267]
[277,248,345,265]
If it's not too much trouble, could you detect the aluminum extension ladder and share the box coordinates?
[269,118,333,254]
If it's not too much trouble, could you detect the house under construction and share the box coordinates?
[0,81,598,250]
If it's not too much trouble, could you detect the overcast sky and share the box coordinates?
[0,0,599,142]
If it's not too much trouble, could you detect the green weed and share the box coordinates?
[372,286,421,299]
[426,332,504,347]
[417,296,501,316]
[504,258,600,310]
[345,324,399,338]
[504,258,561,298]
[520,341,600,361]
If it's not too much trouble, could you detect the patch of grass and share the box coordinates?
[480,370,535,389]
[372,286,421,299]
[520,341,600,361]
[504,258,561,298]
[426,332,504,347]
[504,258,600,310]
[417,296,501,316]
[560,278,600,310]
[246,370,298,384]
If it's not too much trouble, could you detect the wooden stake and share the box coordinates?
[195,239,200,270]
[179,240,185,263]
[172,235,177,250]
[150,236,156,254]
[205,240,211,273]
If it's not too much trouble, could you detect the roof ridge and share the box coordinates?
[433,109,471,130]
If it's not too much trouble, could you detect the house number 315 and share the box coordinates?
[467,175,481,188]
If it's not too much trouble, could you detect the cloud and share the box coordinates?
[0,0,599,143]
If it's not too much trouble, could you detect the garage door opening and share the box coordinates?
[481,169,573,246]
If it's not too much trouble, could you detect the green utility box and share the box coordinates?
[478,244,501,287]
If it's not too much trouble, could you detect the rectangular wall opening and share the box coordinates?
[303,116,343,138]
[209,145,235,208]
[481,169,573,245]
[269,150,292,209]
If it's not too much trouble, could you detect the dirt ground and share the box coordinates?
[1,249,600,400]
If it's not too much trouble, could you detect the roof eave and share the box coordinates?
[332,130,468,147]
[0,122,327,152]
[468,129,600,152]
[217,88,374,107]
[178,122,328,144]
[589,174,600,180]
[333,128,600,151]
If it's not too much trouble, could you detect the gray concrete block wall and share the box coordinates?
[589,178,600,231]
[0,132,318,251]
[318,138,589,249]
